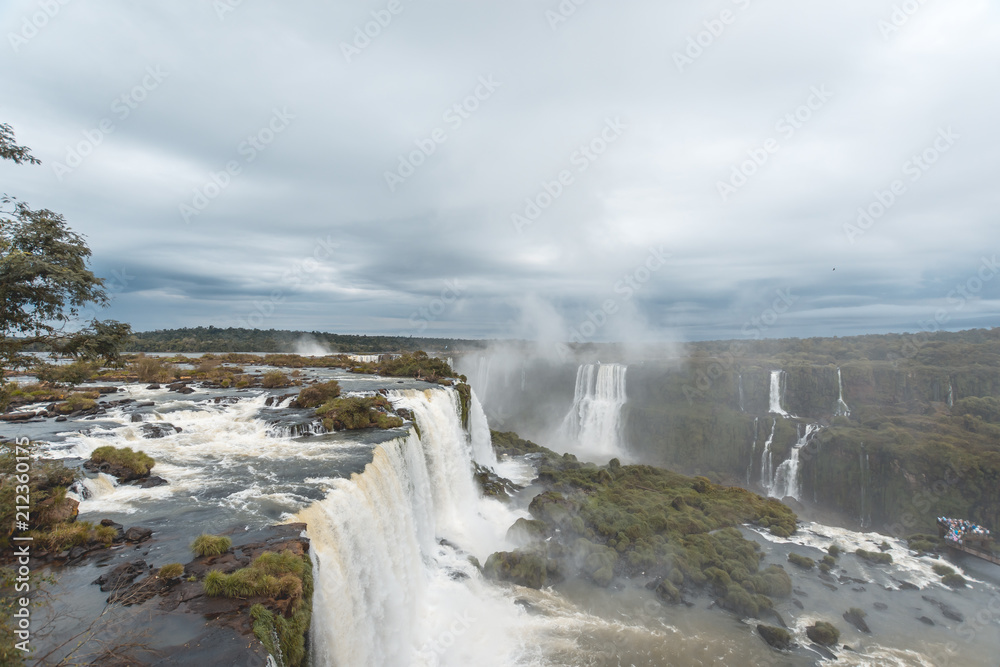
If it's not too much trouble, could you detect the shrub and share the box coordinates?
[856,549,893,565]
[942,573,967,588]
[34,360,99,385]
[158,563,184,579]
[788,553,815,570]
[261,371,292,388]
[90,446,155,476]
[828,544,841,558]
[56,393,98,413]
[806,621,840,646]
[191,534,232,557]
[932,563,955,576]
[294,381,341,409]
[131,355,174,383]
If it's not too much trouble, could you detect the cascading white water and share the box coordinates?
[835,367,851,417]
[746,417,759,486]
[738,374,745,413]
[759,418,777,494]
[559,363,628,459]
[468,389,498,469]
[947,382,954,407]
[475,356,493,403]
[859,444,871,529]
[769,423,821,501]
[300,388,530,667]
[768,370,791,417]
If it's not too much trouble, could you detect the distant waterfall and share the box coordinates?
[947,382,954,408]
[759,419,777,494]
[769,424,821,501]
[746,417,759,486]
[769,370,791,417]
[301,388,524,667]
[559,363,628,459]
[738,374,745,412]
[859,444,871,529]
[835,367,850,417]
[468,389,498,468]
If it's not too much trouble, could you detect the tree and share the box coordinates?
[0,123,130,403]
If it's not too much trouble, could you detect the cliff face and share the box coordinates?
[623,333,1000,534]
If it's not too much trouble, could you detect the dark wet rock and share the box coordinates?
[483,550,561,589]
[0,411,39,422]
[843,608,871,634]
[54,415,67,422]
[130,412,145,423]
[166,382,195,395]
[94,560,147,592]
[851,586,866,592]
[36,495,79,525]
[93,386,121,394]
[791,598,804,610]
[793,588,808,597]
[135,475,169,488]
[474,464,522,500]
[821,582,838,592]
[895,579,919,591]
[757,624,792,650]
[109,573,172,606]
[809,643,838,660]
[124,526,153,543]
[874,602,888,611]
[139,422,178,438]
[100,519,127,542]
[760,608,787,629]
[146,384,161,389]
[922,595,964,622]
[918,616,935,626]
[806,621,840,646]
[135,401,155,407]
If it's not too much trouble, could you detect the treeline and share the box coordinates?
[120,327,488,354]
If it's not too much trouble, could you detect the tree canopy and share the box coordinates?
[0,123,130,399]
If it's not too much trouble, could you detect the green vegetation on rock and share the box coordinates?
[856,549,893,565]
[787,553,815,570]
[294,381,341,408]
[191,534,232,557]
[806,620,840,646]
[315,395,403,431]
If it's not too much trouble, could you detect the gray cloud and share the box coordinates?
[2,0,997,341]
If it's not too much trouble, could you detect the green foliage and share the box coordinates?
[756,624,792,650]
[294,381,341,408]
[806,621,840,646]
[129,354,175,382]
[828,544,841,558]
[55,393,98,413]
[191,534,232,557]
[907,534,943,554]
[0,443,79,550]
[455,382,471,427]
[34,360,99,385]
[855,549,893,565]
[158,563,184,579]
[316,395,403,431]
[206,551,314,667]
[942,572,967,588]
[260,370,292,388]
[28,520,115,552]
[89,445,155,475]
[931,563,955,576]
[787,552,815,569]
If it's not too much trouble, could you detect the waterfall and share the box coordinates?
[475,356,493,403]
[468,389,498,468]
[769,424,821,501]
[559,363,628,459]
[68,473,118,502]
[835,367,850,417]
[947,382,954,408]
[746,417,759,486]
[738,374,745,412]
[859,444,871,529]
[759,419,777,494]
[768,370,791,417]
[300,388,527,667]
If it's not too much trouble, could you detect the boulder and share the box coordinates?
[139,422,178,439]
[806,621,840,646]
[135,476,169,488]
[756,624,792,650]
[843,608,871,633]
[921,595,964,622]
[94,560,148,592]
[124,526,153,543]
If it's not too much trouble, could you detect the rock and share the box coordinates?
[809,643,838,660]
[139,422,178,439]
[130,413,144,423]
[843,608,871,634]
[146,384,161,389]
[756,624,792,651]
[93,386,120,394]
[100,519,127,542]
[874,602,888,611]
[124,526,153,543]
[793,588,808,597]
[483,550,557,589]
[36,496,79,525]
[506,518,548,545]
[55,416,67,422]
[921,595,964,622]
[806,621,841,646]
[94,560,147,592]
[791,598,804,610]
[897,580,919,591]
[0,412,38,422]
[918,616,935,626]
[135,476,168,488]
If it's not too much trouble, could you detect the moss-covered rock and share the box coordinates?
[756,624,792,650]
[806,621,840,646]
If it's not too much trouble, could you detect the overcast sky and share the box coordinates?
[2,0,998,342]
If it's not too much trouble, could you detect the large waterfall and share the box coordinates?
[768,370,791,417]
[769,423,821,501]
[559,363,628,460]
[759,418,777,494]
[299,388,529,667]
